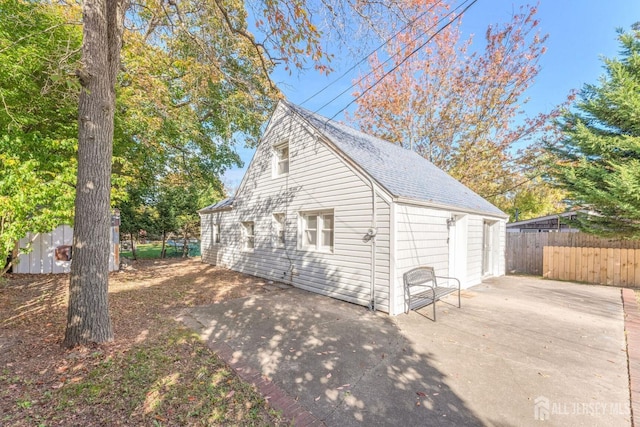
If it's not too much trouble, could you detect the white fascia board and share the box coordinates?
[393,196,509,220]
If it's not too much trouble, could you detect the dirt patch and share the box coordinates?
[0,258,286,426]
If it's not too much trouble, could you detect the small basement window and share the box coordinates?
[273,141,289,176]
[241,221,255,251]
[273,213,285,247]
[299,210,334,252]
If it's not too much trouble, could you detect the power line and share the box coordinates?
[326,0,478,122]
[312,0,473,116]
[299,0,444,106]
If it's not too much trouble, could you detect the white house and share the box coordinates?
[199,101,507,315]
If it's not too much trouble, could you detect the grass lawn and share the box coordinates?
[0,258,284,426]
[120,242,190,259]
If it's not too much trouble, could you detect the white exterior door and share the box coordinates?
[482,220,496,276]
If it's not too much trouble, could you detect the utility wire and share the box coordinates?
[299,0,444,106]
[326,0,478,122]
[312,0,471,116]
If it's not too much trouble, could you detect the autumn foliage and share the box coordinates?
[351,1,567,216]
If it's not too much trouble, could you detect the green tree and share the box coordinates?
[0,0,80,274]
[43,0,417,346]
[64,0,338,347]
[546,26,640,238]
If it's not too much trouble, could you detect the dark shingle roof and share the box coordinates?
[198,197,234,213]
[285,101,506,217]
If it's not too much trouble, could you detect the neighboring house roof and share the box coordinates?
[199,197,234,213]
[507,211,582,228]
[284,101,506,217]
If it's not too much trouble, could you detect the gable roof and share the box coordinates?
[283,101,506,218]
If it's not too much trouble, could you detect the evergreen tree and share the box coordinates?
[546,25,640,238]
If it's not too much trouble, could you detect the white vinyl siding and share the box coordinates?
[391,203,506,315]
[200,102,505,315]
[202,103,392,312]
[200,211,228,265]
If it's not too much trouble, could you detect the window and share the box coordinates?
[273,141,289,176]
[273,213,285,247]
[214,223,221,244]
[241,221,254,250]
[300,211,334,252]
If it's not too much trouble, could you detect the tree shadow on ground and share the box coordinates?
[181,276,483,426]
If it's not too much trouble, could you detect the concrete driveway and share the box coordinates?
[180,276,630,426]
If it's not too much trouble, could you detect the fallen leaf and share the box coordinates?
[226,390,235,399]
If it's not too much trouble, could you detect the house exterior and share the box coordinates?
[506,212,580,233]
[199,101,507,315]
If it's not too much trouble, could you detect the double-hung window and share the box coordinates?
[273,213,285,247]
[273,141,289,176]
[241,221,255,251]
[300,210,334,252]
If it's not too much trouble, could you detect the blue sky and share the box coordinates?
[223,0,639,188]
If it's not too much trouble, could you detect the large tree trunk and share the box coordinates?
[64,0,125,348]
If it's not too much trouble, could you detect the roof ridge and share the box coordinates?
[283,100,506,218]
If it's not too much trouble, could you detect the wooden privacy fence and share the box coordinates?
[506,232,640,276]
[543,246,640,287]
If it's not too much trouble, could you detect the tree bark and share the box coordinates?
[161,230,166,258]
[130,232,137,260]
[64,0,125,347]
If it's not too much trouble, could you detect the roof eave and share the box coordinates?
[394,196,509,219]
[198,206,233,215]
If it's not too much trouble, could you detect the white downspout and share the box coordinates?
[368,177,377,311]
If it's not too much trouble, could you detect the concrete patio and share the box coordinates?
[180,276,630,426]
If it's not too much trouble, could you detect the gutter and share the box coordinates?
[367,176,378,311]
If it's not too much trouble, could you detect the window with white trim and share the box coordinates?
[272,213,285,247]
[299,210,334,252]
[273,141,289,176]
[241,221,254,251]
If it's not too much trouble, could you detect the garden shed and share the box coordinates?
[14,223,120,274]
[199,100,507,315]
